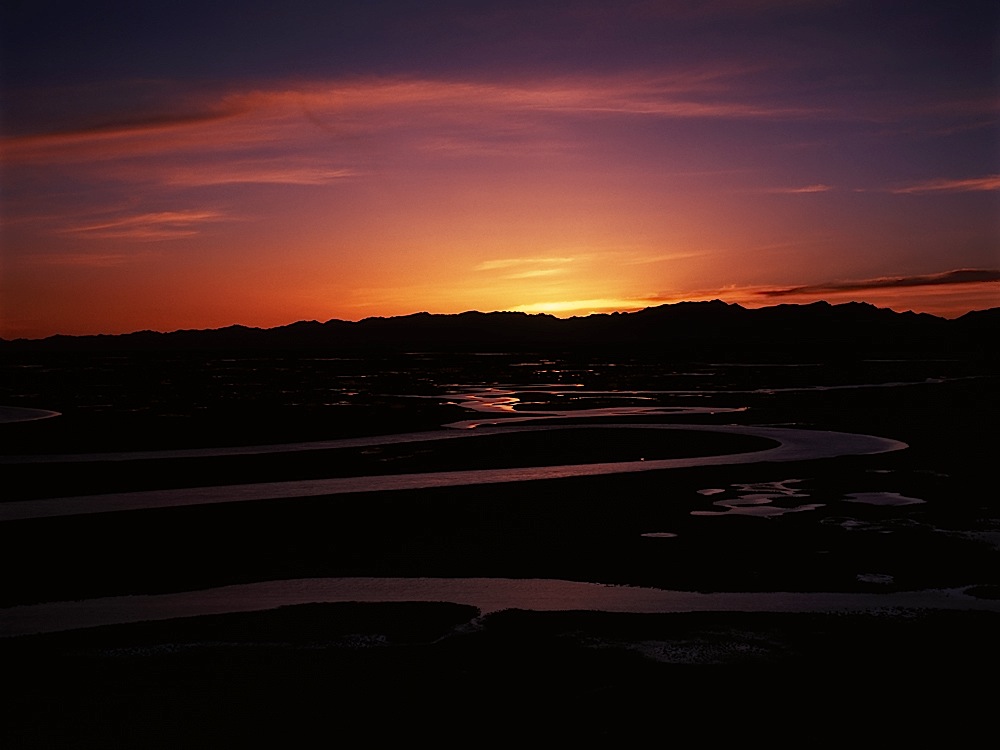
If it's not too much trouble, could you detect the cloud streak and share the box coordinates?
[757,269,1000,298]
[763,184,834,194]
[0,71,835,166]
[159,164,358,187]
[887,175,1000,194]
[475,257,577,271]
[58,210,228,240]
[475,257,578,280]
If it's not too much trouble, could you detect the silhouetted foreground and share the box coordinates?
[4,602,997,745]
[1,314,998,745]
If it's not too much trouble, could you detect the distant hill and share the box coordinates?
[1,301,997,360]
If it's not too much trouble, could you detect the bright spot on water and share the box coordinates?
[845,492,924,506]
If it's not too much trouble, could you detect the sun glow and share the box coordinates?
[511,298,668,316]
[2,2,997,338]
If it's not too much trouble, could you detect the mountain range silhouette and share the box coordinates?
[3,300,997,359]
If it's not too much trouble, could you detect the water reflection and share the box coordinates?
[692,479,825,517]
[3,361,989,641]
[441,384,747,428]
[844,492,925,506]
[0,406,61,424]
[0,424,905,521]
[3,577,997,638]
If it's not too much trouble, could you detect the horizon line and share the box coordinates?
[4,297,997,343]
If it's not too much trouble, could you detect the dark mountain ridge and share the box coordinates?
[2,300,997,360]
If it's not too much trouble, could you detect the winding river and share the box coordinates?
[12,380,988,638]
[0,422,904,522]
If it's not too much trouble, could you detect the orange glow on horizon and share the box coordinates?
[2,72,997,340]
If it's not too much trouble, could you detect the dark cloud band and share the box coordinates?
[759,269,1000,297]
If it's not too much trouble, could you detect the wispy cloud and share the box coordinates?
[160,164,358,186]
[887,175,1000,194]
[0,99,254,163]
[0,70,864,245]
[475,257,577,279]
[763,183,834,194]
[757,268,1000,297]
[58,210,228,240]
[624,251,707,265]
[506,268,566,279]
[0,71,830,165]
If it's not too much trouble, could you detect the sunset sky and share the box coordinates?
[2,0,998,339]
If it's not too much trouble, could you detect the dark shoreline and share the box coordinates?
[5,602,998,744]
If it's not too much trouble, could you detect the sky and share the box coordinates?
[1,0,998,338]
